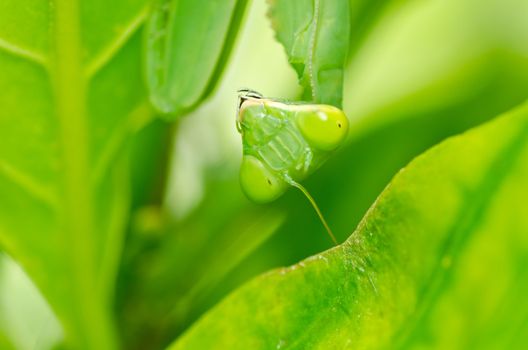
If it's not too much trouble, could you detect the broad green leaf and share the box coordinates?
[169,101,528,349]
[0,0,152,348]
[144,0,249,116]
[267,0,350,107]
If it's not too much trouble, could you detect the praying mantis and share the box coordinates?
[236,89,349,245]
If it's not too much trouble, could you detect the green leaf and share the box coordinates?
[169,101,528,349]
[144,0,249,116]
[267,0,350,107]
[0,0,152,348]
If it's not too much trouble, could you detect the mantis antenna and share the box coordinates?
[283,174,338,245]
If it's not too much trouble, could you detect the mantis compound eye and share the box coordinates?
[239,155,287,203]
[296,105,349,151]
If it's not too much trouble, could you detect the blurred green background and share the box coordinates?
[1,0,527,348]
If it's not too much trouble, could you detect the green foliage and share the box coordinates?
[267,0,350,107]
[145,0,249,116]
[170,102,528,349]
[118,200,285,349]
[0,0,527,349]
[0,0,150,348]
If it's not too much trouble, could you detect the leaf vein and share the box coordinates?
[84,8,148,78]
[0,160,59,209]
[0,38,48,67]
[92,100,153,186]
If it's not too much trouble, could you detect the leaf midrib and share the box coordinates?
[51,0,114,348]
